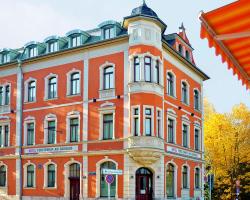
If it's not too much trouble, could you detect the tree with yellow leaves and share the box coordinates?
[204,102,250,200]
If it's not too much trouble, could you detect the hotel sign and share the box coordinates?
[24,145,78,154]
[166,146,201,159]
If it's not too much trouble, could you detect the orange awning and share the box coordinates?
[200,0,250,89]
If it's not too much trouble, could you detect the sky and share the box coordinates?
[0,0,249,113]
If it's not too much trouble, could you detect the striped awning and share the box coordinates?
[200,0,250,89]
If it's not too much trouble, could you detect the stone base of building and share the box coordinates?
[18,197,204,200]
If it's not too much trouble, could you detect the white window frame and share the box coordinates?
[47,41,58,53]
[194,124,201,152]
[0,84,11,106]
[24,116,36,146]
[131,105,140,136]
[167,109,177,144]
[44,73,58,100]
[0,162,8,188]
[156,107,162,138]
[143,105,154,136]
[66,69,81,96]
[0,122,10,147]
[24,78,37,103]
[193,88,201,111]
[66,111,80,143]
[99,103,116,140]
[99,62,116,91]
[129,53,163,85]
[182,115,190,148]
[194,166,201,189]
[181,80,190,105]
[23,161,36,188]
[166,70,176,98]
[165,161,178,198]
[28,46,38,58]
[44,114,57,144]
[181,164,190,189]
[43,160,57,189]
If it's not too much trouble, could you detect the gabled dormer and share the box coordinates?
[23,41,46,59]
[164,23,195,64]
[66,29,90,48]
[98,20,122,40]
[0,48,20,65]
[44,35,68,53]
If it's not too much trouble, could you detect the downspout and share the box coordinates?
[16,58,23,200]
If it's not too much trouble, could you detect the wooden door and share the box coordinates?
[136,174,153,200]
[70,178,80,200]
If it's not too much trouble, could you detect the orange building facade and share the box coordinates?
[0,2,209,200]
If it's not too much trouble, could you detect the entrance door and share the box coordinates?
[70,178,80,200]
[69,163,80,200]
[136,168,153,200]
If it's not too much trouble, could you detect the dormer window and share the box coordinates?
[185,50,190,61]
[48,41,58,53]
[29,46,37,58]
[104,27,115,40]
[71,35,81,47]
[178,44,183,55]
[1,54,10,64]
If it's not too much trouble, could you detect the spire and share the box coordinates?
[143,0,146,5]
[179,22,186,32]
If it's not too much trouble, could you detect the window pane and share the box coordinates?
[48,164,55,187]
[28,81,36,102]
[168,119,174,143]
[4,125,8,147]
[103,114,113,140]
[71,72,80,95]
[166,164,175,197]
[145,118,151,136]
[70,118,79,142]
[27,123,34,145]
[0,126,2,146]
[144,57,151,82]
[183,125,188,147]
[155,61,160,84]
[0,87,3,105]
[48,121,56,144]
[0,166,6,186]
[48,77,57,99]
[134,57,140,82]
[103,67,114,90]
[5,85,10,105]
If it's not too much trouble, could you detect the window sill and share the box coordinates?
[44,97,58,101]
[24,187,36,189]
[181,101,190,106]
[24,101,37,104]
[194,108,201,113]
[43,187,57,190]
[99,89,115,99]
[166,94,177,100]
[66,93,81,98]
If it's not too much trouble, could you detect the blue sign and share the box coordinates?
[105,174,114,184]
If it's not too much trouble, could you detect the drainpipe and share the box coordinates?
[16,59,23,200]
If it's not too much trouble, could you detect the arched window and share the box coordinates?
[167,72,175,96]
[134,56,140,82]
[144,56,152,82]
[100,161,116,197]
[195,168,200,189]
[69,163,80,178]
[48,77,57,99]
[194,90,200,110]
[185,50,190,61]
[181,82,188,104]
[103,66,114,90]
[47,164,55,187]
[178,44,183,55]
[70,72,80,95]
[28,81,36,102]
[166,164,175,197]
[182,166,188,189]
[27,165,35,188]
[0,165,6,186]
